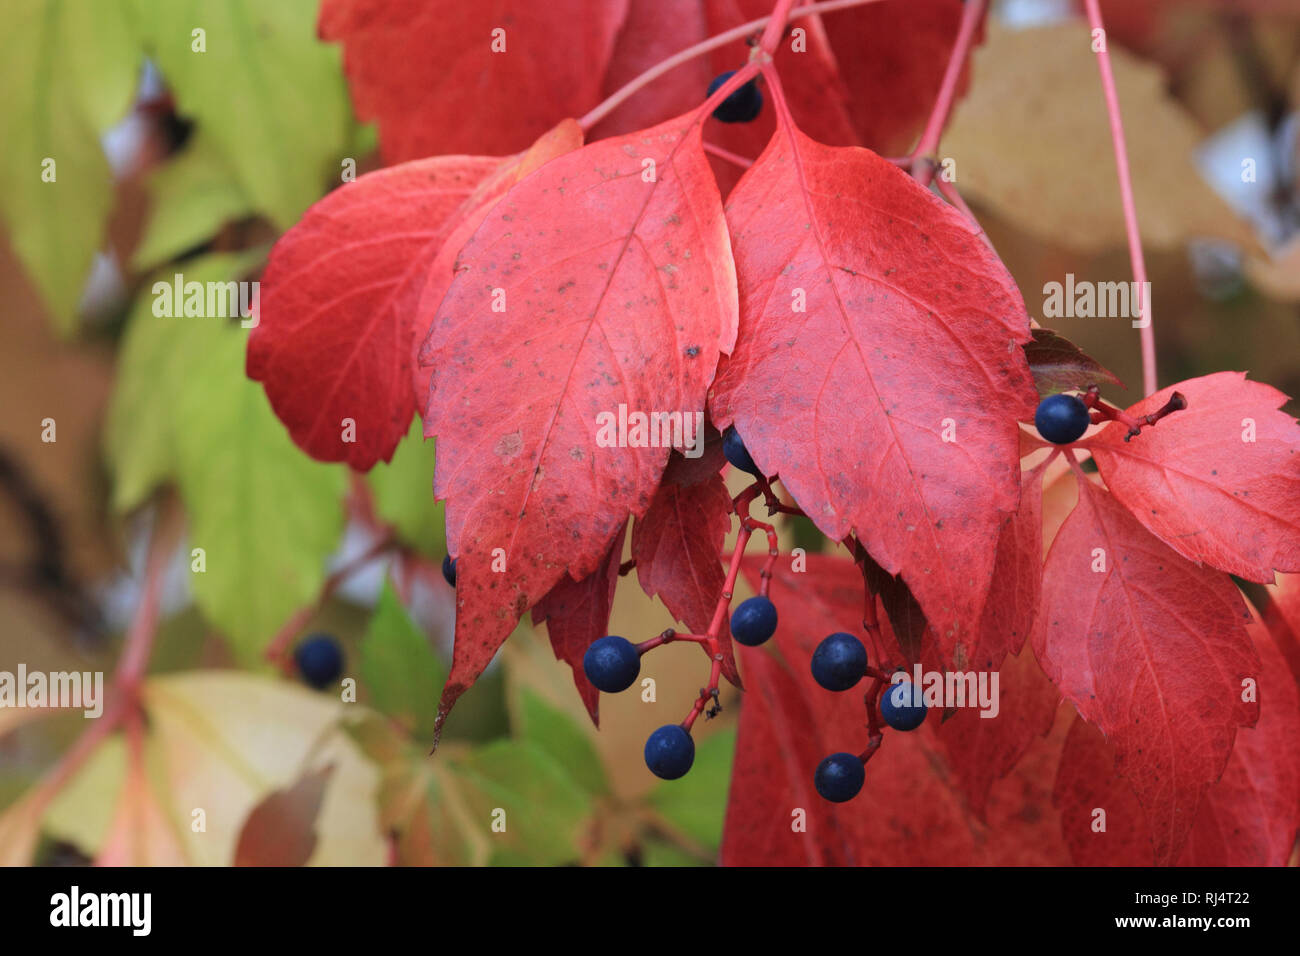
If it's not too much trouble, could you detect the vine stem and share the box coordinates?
[17,500,182,836]
[577,0,887,131]
[908,0,988,183]
[1083,0,1157,396]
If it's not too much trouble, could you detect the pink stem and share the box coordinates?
[910,0,987,180]
[703,141,755,170]
[1083,0,1156,396]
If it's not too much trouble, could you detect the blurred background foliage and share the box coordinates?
[0,0,1298,865]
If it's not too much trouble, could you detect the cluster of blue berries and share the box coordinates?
[809,632,928,802]
[582,583,779,781]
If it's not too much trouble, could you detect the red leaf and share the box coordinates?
[1265,572,1300,689]
[419,112,738,733]
[969,463,1046,669]
[319,0,628,161]
[1180,614,1300,866]
[248,155,500,468]
[1053,714,1154,866]
[631,449,742,687]
[710,103,1037,666]
[936,643,1060,820]
[1087,372,1300,582]
[823,0,971,155]
[1032,476,1260,864]
[531,523,627,726]
[1053,613,1300,866]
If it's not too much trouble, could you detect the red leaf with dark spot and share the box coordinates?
[531,523,627,726]
[710,102,1037,666]
[319,0,628,161]
[1032,477,1260,864]
[248,156,501,468]
[418,111,738,735]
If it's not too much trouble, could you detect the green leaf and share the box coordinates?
[0,0,140,333]
[360,582,446,738]
[515,688,609,796]
[366,418,446,558]
[647,727,735,851]
[451,739,591,866]
[104,250,265,512]
[132,129,252,271]
[132,0,352,229]
[172,319,344,665]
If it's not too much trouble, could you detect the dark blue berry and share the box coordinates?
[441,554,457,587]
[731,595,777,646]
[811,632,867,692]
[706,71,763,123]
[814,752,865,802]
[880,680,927,731]
[722,425,763,479]
[295,633,344,690]
[645,724,695,780]
[1034,394,1090,445]
[582,635,641,694]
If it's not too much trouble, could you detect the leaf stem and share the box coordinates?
[1083,0,1157,396]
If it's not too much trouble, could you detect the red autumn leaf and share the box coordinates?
[1087,372,1300,583]
[1052,714,1154,866]
[968,463,1046,670]
[978,710,1073,866]
[1180,614,1300,866]
[1053,610,1300,867]
[709,98,1037,666]
[418,111,738,734]
[248,155,501,468]
[319,0,628,161]
[822,0,971,155]
[1032,475,1260,864]
[531,523,626,726]
[1265,572,1300,688]
[936,643,1060,820]
[409,120,587,403]
[589,0,712,141]
[630,448,742,686]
